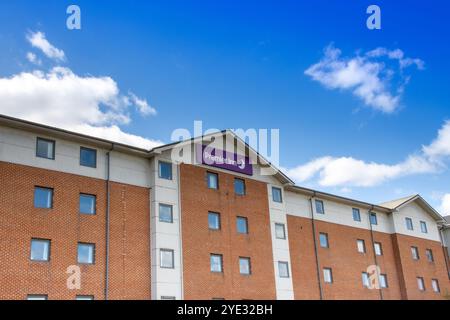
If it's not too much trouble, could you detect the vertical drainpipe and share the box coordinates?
[104,144,113,300]
[367,206,383,300]
[309,192,323,300]
[177,163,184,299]
[438,227,450,280]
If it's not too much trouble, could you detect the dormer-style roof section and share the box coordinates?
[380,194,446,223]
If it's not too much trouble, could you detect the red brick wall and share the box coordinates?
[287,215,403,300]
[0,161,150,300]
[179,164,276,300]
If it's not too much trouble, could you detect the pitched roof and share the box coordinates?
[379,195,418,209]
[380,194,445,222]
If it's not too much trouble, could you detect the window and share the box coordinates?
[80,147,97,168]
[159,204,173,223]
[77,243,95,264]
[425,249,434,262]
[420,221,428,234]
[323,268,333,283]
[212,298,225,300]
[161,296,176,300]
[76,295,94,300]
[357,239,366,253]
[278,261,290,278]
[352,208,361,222]
[34,187,53,209]
[27,295,48,300]
[239,257,251,275]
[319,233,329,248]
[431,279,440,293]
[417,277,425,291]
[79,194,96,215]
[234,178,246,195]
[210,254,223,273]
[236,217,248,234]
[160,249,174,269]
[36,138,55,160]
[30,239,50,262]
[272,187,283,203]
[374,242,383,256]
[207,172,218,189]
[362,272,370,287]
[208,212,221,230]
[158,161,172,180]
[405,217,414,231]
[411,246,420,260]
[275,223,286,240]
[369,212,378,225]
[315,200,324,214]
[379,274,388,288]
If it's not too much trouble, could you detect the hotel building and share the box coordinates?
[0,114,449,300]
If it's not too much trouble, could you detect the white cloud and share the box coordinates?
[439,194,450,216]
[26,52,41,65]
[26,31,65,61]
[1,46,162,149]
[423,120,450,160]
[305,45,423,113]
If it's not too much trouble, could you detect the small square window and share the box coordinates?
[34,187,53,209]
[208,212,220,230]
[379,274,388,288]
[319,233,329,248]
[357,239,366,253]
[79,194,96,215]
[369,212,378,225]
[432,279,440,293]
[30,239,50,262]
[159,204,173,223]
[234,178,246,195]
[160,249,174,269]
[323,268,333,283]
[352,208,361,222]
[272,187,283,203]
[362,272,370,287]
[420,221,428,234]
[36,138,55,160]
[425,249,434,262]
[27,295,48,300]
[411,246,420,260]
[207,172,219,189]
[315,200,325,214]
[405,217,414,231]
[417,277,425,291]
[239,257,251,275]
[76,295,94,300]
[80,147,97,168]
[236,216,248,234]
[158,161,172,180]
[278,261,290,278]
[210,254,223,273]
[77,243,95,264]
[374,242,383,256]
[275,223,286,240]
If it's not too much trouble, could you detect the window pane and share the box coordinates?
[207,173,218,189]
[374,243,382,256]
[210,255,223,272]
[236,217,248,234]
[278,262,289,278]
[362,273,369,287]
[323,268,332,283]
[275,223,286,239]
[406,218,413,230]
[159,204,173,223]
[417,277,425,291]
[239,257,251,275]
[370,213,378,225]
[79,194,96,215]
[234,179,245,195]
[80,147,97,168]
[411,247,419,260]
[30,239,50,261]
[426,249,434,262]
[432,279,440,293]
[380,274,388,288]
[420,221,428,233]
[352,208,361,221]
[76,296,94,300]
[319,233,328,248]
[272,187,282,203]
[36,138,54,159]
[357,240,366,253]
[160,250,174,268]
[208,212,220,230]
[34,187,53,209]
[27,295,48,300]
[159,161,172,180]
[315,200,324,214]
[78,243,95,264]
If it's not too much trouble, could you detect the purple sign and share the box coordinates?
[196,144,253,176]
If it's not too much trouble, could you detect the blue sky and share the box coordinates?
[0,0,449,212]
